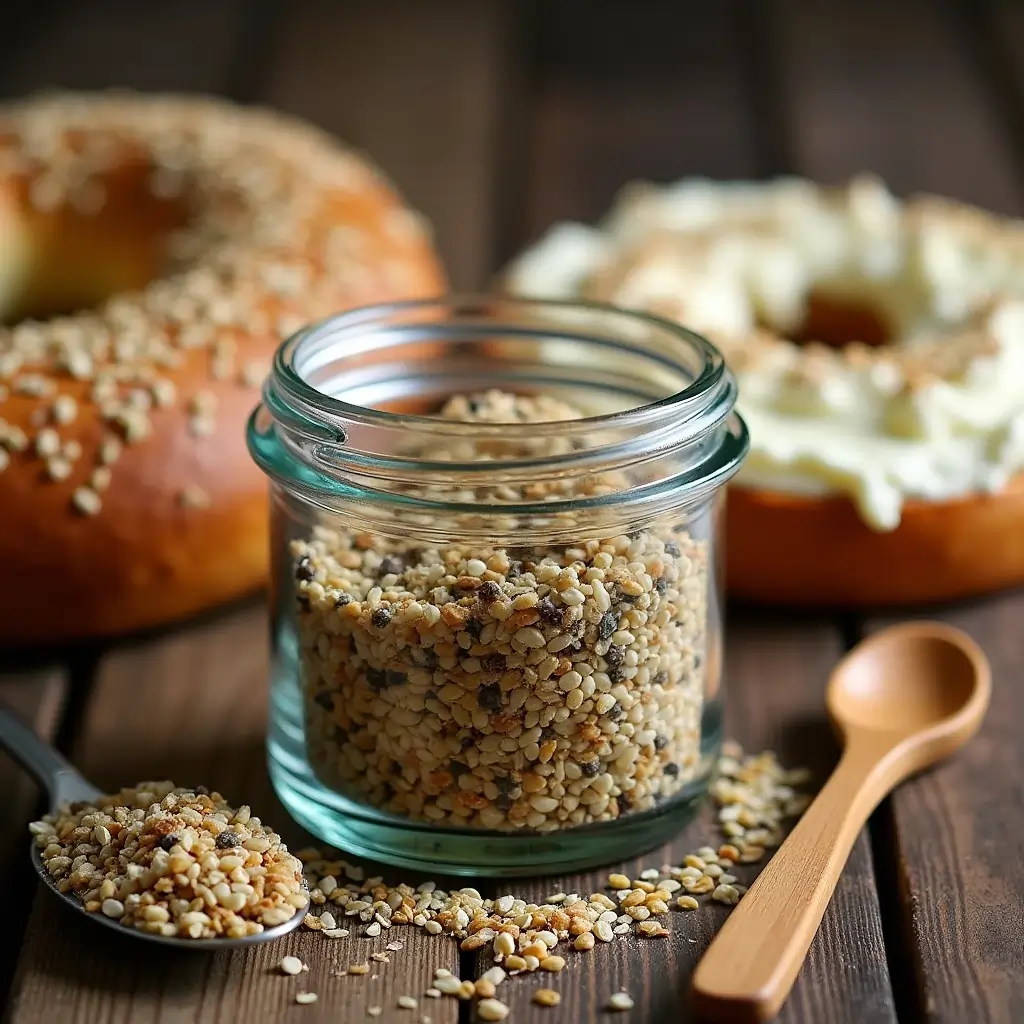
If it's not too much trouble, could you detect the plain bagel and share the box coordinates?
[0,91,445,643]
[504,175,1024,606]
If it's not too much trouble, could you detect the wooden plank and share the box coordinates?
[774,0,1022,214]
[520,0,758,247]
[866,599,1024,1024]
[0,666,67,1005]
[0,0,249,98]
[778,2,1024,1019]
[6,606,460,1024]
[261,0,513,290]
[975,0,1024,189]
[474,619,897,1024]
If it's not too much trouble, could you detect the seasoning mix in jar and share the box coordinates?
[248,297,748,875]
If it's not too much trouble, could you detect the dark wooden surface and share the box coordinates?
[1,2,1023,1022]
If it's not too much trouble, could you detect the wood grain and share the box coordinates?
[261,0,513,290]
[0,667,67,1005]
[518,0,758,249]
[867,599,1024,1024]
[774,0,1022,214]
[778,3,1024,1021]
[5,605,460,1024]
[0,0,249,98]
[475,618,897,1024]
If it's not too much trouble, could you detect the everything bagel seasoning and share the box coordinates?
[291,390,711,831]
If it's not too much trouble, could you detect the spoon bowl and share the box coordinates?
[827,620,990,770]
[2,702,307,952]
[29,839,308,951]
[693,620,991,1023]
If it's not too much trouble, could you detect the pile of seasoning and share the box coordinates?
[30,782,307,939]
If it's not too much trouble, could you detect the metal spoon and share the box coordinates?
[0,701,307,950]
[692,620,991,1023]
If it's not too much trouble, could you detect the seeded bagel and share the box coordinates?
[0,91,445,643]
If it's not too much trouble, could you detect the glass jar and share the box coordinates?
[248,296,748,876]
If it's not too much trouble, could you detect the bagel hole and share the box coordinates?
[1,160,187,325]
[782,290,893,348]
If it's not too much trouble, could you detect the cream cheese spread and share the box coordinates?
[504,175,1024,530]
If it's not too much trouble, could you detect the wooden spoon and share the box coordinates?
[691,620,991,1023]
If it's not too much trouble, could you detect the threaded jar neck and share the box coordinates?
[248,296,748,540]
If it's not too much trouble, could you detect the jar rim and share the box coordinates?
[273,295,730,438]
[249,295,749,528]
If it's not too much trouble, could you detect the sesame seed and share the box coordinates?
[608,992,634,1011]
[534,988,561,1006]
[477,998,510,1021]
[72,487,102,516]
[47,457,73,481]
[52,395,78,424]
[35,428,61,458]
[294,992,317,1005]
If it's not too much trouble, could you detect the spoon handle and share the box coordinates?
[0,700,102,807]
[691,745,895,1023]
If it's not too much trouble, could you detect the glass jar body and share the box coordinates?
[251,296,746,876]
[268,486,725,876]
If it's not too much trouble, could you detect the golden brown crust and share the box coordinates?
[726,477,1024,607]
[0,93,445,644]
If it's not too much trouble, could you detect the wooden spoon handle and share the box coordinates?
[691,748,894,1023]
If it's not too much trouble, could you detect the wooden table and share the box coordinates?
[2,2,1023,1021]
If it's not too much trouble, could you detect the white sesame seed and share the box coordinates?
[280,956,304,975]
[477,998,510,1021]
[72,487,102,516]
[481,966,506,986]
[52,395,78,425]
[101,898,125,918]
[608,992,634,1011]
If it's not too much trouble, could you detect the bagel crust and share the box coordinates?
[0,92,445,643]
[726,477,1024,606]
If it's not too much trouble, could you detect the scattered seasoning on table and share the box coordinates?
[293,390,710,832]
[280,956,305,975]
[607,991,635,1011]
[28,782,307,939]
[279,742,812,1017]
[26,744,809,1015]
[533,988,561,1007]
